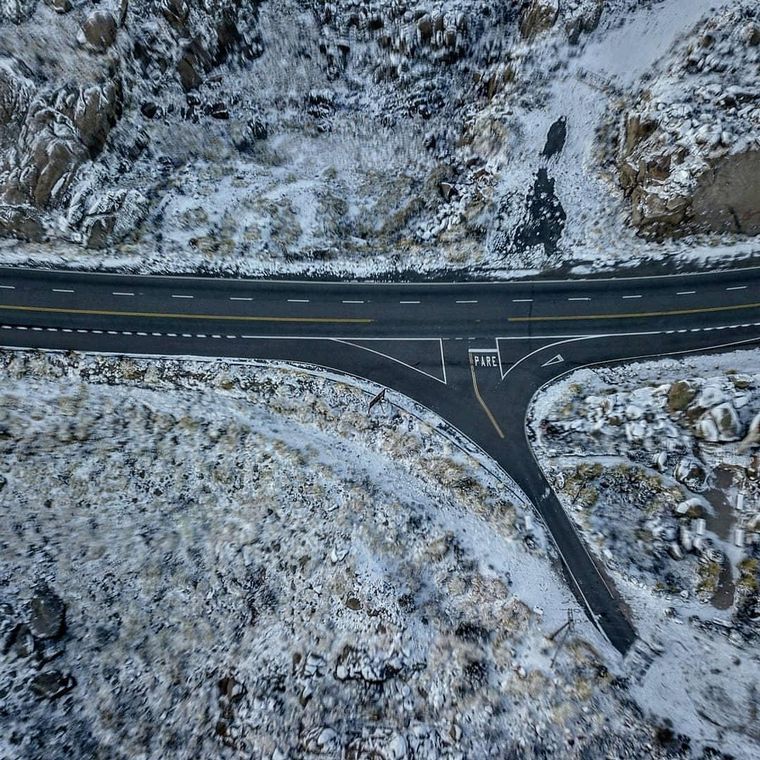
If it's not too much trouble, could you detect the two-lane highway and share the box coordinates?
[2,264,760,655]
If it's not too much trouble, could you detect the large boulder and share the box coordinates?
[520,0,559,40]
[1,79,121,210]
[78,11,118,53]
[691,151,760,234]
[0,0,37,24]
[3,103,89,208]
[0,57,35,128]
[563,0,605,44]
[27,584,65,640]
[65,81,123,155]
[739,412,760,452]
[43,0,71,13]
[710,402,743,442]
[0,203,45,241]
[78,189,149,248]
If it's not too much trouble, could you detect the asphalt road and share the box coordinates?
[2,264,760,655]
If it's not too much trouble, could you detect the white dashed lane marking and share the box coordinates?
[456,300,478,304]
[287,299,309,303]
[171,294,193,299]
[622,295,642,299]
[0,285,15,289]
[4,317,760,343]
[342,300,365,304]
[568,297,591,302]
[512,299,533,303]
[229,297,253,301]
[52,288,74,293]
[726,285,747,291]
[677,290,696,295]
[113,292,135,297]
[399,300,420,304]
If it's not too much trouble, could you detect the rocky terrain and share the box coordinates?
[0,348,701,759]
[531,348,760,757]
[0,0,756,276]
[618,5,760,238]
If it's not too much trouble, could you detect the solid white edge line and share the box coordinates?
[332,338,448,385]
[11,260,760,286]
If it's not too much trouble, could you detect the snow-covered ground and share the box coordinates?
[0,347,694,759]
[530,348,760,758]
[0,0,757,278]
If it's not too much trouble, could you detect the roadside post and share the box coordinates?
[367,387,386,415]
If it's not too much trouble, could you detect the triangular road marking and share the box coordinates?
[541,353,564,367]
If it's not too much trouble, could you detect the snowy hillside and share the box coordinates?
[531,348,760,758]
[0,349,688,758]
[0,0,756,277]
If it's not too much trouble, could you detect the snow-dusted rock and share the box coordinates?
[695,384,725,411]
[0,203,44,240]
[76,188,148,248]
[709,402,743,442]
[77,11,118,53]
[739,411,760,452]
[679,525,694,553]
[43,0,70,12]
[5,103,89,207]
[619,2,760,237]
[0,56,35,126]
[563,0,604,44]
[675,498,702,518]
[520,0,559,40]
[0,0,36,24]
[674,457,708,491]
[695,414,720,443]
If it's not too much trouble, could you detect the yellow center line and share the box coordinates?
[469,355,505,439]
[509,301,760,323]
[0,303,373,325]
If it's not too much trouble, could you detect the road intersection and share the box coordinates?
[2,264,760,654]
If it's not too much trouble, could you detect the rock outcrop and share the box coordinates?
[78,11,118,53]
[520,1,559,40]
[618,4,760,238]
[0,0,256,247]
